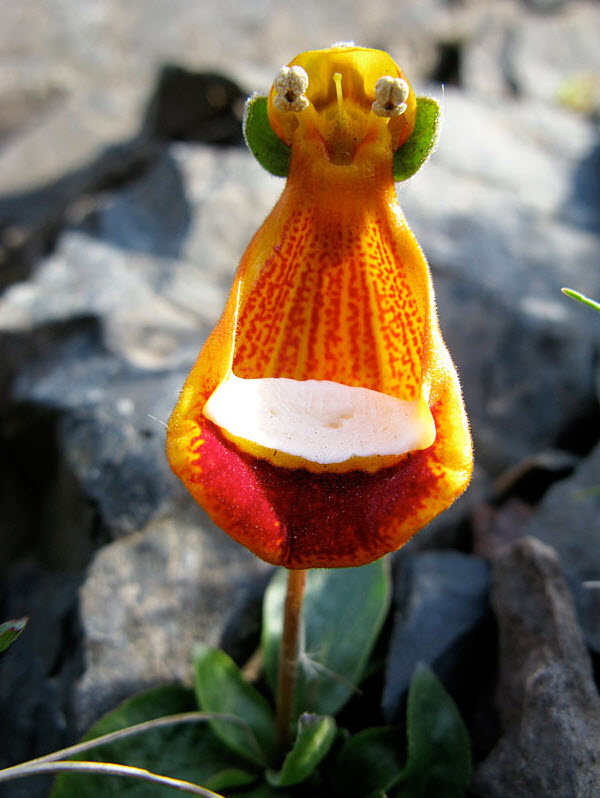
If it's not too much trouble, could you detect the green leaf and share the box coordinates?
[0,617,28,653]
[262,561,391,717]
[330,726,404,798]
[561,287,600,314]
[194,645,276,766]
[243,94,291,177]
[50,684,255,798]
[267,713,336,787]
[393,96,441,182]
[391,664,471,798]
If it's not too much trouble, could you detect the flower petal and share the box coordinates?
[203,374,435,469]
[167,45,472,568]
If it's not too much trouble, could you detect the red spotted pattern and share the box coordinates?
[233,203,425,402]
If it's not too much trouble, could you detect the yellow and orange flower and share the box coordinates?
[167,45,473,569]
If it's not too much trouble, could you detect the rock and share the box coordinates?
[471,449,581,560]
[475,442,600,669]
[491,448,580,504]
[143,66,246,145]
[509,3,600,109]
[471,537,600,798]
[0,65,248,286]
[382,551,491,721]
[0,519,271,795]
[0,396,98,573]
[74,514,271,733]
[518,440,600,661]
[523,440,600,582]
[472,498,534,561]
[80,148,193,259]
[578,580,600,660]
[462,1,600,109]
[0,93,156,289]
[0,563,82,775]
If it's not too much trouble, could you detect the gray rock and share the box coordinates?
[462,1,600,109]
[0,563,82,773]
[578,579,600,659]
[523,440,600,582]
[382,551,491,721]
[509,3,600,108]
[462,8,520,99]
[75,514,271,733]
[82,149,193,258]
[471,537,600,798]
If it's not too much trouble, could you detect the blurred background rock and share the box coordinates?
[1,1,599,796]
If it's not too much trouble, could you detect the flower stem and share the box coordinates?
[276,568,307,756]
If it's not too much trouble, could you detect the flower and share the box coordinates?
[167,44,473,569]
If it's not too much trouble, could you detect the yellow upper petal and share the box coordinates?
[267,45,417,156]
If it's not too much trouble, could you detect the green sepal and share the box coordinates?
[243,94,291,177]
[0,617,28,653]
[393,96,441,182]
[267,713,337,787]
[50,684,256,797]
[262,561,391,719]
[390,664,472,798]
[194,644,277,767]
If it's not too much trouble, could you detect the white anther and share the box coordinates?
[273,65,310,112]
[372,76,409,117]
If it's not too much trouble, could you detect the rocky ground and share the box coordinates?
[1,1,600,796]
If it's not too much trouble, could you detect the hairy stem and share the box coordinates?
[276,568,307,756]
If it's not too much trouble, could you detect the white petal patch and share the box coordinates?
[203,374,435,465]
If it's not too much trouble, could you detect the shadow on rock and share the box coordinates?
[0,66,246,292]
